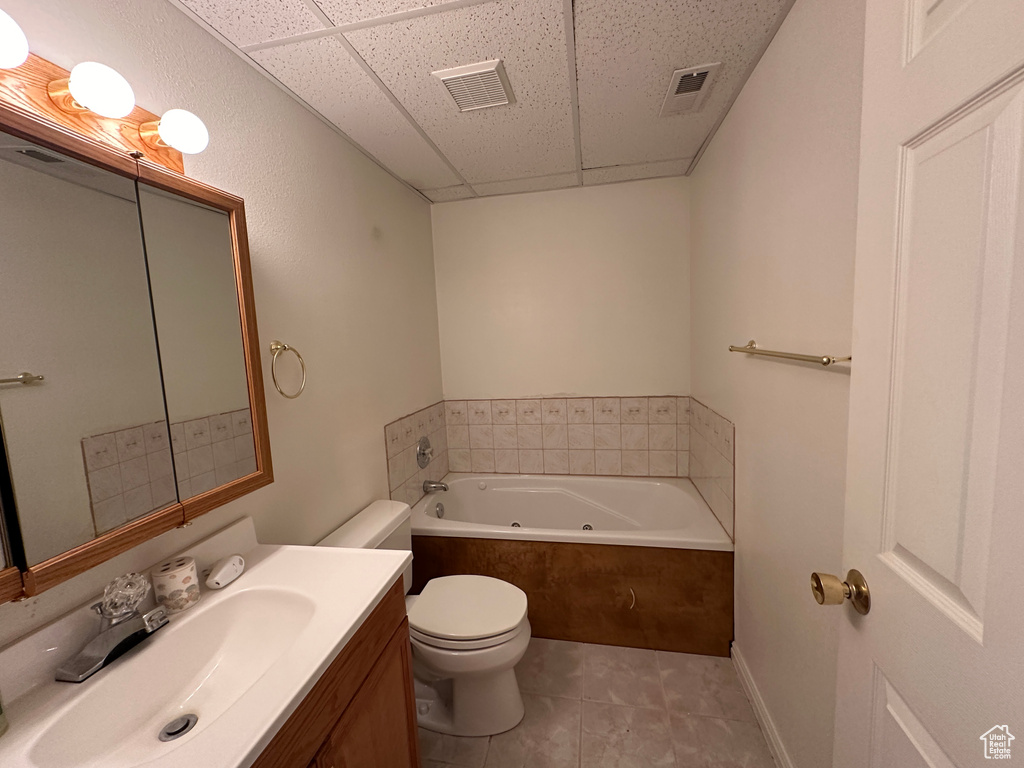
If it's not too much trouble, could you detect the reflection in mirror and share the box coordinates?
[138,185,255,499]
[0,131,176,565]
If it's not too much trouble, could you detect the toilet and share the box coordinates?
[318,500,531,737]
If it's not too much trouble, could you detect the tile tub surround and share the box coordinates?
[170,409,257,501]
[420,640,774,768]
[444,396,691,479]
[384,402,449,508]
[82,421,178,534]
[688,399,736,540]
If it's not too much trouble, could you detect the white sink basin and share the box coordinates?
[32,587,315,768]
[0,544,410,768]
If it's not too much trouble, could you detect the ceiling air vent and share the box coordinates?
[659,63,721,117]
[432,59,515,112]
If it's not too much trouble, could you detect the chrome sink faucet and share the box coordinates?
[422,480,449,493]
[55,573,169,683]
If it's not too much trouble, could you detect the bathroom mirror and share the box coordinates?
[0,104,272,598]
[0,130,175,567]
[138,184,256,500]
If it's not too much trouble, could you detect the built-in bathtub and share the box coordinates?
[410,474,734,656]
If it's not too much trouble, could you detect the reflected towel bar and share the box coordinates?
[728,340,851,367]
[0,372,44,385]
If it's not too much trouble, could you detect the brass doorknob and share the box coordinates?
[810,569,870,615]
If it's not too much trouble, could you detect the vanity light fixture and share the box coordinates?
[48,61,135,119]
[0,8,29,69]
[139,108,209,154]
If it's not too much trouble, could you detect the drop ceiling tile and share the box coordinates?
[252,35,460,190]
[177,0,326,48]
[474,173,578,197]
[422,185,476,202]
[345,0,577,185]
[313,0,472,26]
[582,158,691,186]
[574,0,791,169]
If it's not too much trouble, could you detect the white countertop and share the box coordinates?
[0,544,410,768]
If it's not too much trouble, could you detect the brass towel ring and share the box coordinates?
[270,340,306,399]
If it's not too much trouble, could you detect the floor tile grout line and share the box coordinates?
[655,647,686,768]
[578,644,588,767]
[481,731,492,768]
[577,682,584,768]
[520,690,582,701]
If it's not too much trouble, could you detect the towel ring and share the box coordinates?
[270,340,306,399]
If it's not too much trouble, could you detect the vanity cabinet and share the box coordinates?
[251,579,421,768]
[311,628,420,768]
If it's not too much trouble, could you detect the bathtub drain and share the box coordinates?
[511,522,521,527]
[582,524,593,530]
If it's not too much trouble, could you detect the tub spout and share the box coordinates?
[423,480,449,493]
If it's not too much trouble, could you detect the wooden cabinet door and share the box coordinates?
[314,624,421,768]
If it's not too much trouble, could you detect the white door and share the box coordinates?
[833,0,1024,766]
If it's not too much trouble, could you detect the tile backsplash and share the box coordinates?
[382,396,735,540]
[443,396,690,479]
[688,398,735,540]
[384,402,448,507]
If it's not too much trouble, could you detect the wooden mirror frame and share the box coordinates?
[0,79,273,601]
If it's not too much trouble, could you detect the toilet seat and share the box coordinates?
[409,615,529,650]
[407,575,528,647]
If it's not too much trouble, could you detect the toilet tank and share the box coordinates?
[317,500,412,593]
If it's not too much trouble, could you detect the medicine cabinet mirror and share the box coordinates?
[0,106,272,602]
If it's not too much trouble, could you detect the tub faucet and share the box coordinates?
[423,480,449,493]
[55,573,169,683]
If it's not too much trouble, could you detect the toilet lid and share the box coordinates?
[409,616,528,650]
[408,575,528,641]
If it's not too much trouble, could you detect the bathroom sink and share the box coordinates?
[31,587,315,768]
[0,544,411,768]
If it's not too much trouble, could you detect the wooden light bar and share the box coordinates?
[0,52,184,173]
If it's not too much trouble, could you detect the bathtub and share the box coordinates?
[411,474,732,551]
[409,473,735,656]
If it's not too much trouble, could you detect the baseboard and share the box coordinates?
[732,643,797,768]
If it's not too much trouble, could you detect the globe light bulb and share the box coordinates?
[68,61,135,118]
[0,8,29,69]
[157,109,209,154]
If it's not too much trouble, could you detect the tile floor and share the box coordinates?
[418,639,776,768]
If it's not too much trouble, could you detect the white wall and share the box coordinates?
[432,178,691,399]
[0,0,441,647]
[688,1,865,767]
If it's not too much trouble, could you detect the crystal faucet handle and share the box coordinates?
[99,572,151,619]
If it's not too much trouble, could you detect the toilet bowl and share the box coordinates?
[317,500,531,736]
[405,574,530,736]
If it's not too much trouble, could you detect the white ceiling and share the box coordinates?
[172,0,793,201]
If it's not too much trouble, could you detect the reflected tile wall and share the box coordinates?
[443,397,690,479]
[688,398,735,540]
[82,421,176,534]
[384,402,448,508]
[171,408,255,501]
[84,408,256,534]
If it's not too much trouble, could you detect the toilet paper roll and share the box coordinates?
[152,556,201,614]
